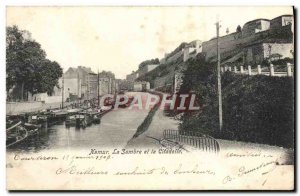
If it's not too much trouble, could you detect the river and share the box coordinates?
[7,93,152,153]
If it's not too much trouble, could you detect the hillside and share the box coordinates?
[136,47,186,87]
[179,57,294,148]
[135,23,293,91]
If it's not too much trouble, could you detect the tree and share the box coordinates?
[179,54,218,135]
[236,25,242,33]
[29,60,63,95]
[138,58,160,69]
[6,25,63,100]
[99,70,115,79]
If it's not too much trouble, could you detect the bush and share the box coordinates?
[224,73,294,148]
[179,57,294,149]
[178,54,218,135]
[138,58,160,69]
[272,57,294,65]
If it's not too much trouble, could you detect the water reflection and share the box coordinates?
[7,122,106,153]
[7,105,149,153]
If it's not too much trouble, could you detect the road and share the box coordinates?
[126,92,293,165]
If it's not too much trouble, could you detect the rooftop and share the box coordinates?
[65,66,95,75]
[243,18,270,26]
[271,14,293,20]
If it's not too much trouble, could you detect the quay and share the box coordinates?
[6,101,76,116]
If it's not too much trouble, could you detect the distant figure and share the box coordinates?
[236,25,242,33]
[226,27,229,34]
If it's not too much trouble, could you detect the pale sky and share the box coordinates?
[7,6,293,79]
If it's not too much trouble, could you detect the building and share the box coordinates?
[202,14,294,63]
[126,14,294,94]
[62,66,95,99]
[242,19,271,37]
[202,31,243,61]
[126,71,139,91]
[270,15,294,29]
[53,66,107,101]
[133,81,150,92]
[244,43,293,65]
[160,43,185,65]
[138,64,159,77]
[86,73,98,100]
[61,66,119,100]
[160,40,202,64]
[183,40,202,62]
[126,71,139,82]
[118,79,130,91]
[56,77,82,101]
[64,66,93,83]
[98,77,117,95]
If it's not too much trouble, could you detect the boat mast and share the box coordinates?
[62,74,64,109]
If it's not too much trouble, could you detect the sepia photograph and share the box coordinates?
[4,5,295,191]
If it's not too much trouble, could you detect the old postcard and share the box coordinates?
[6,6,294,190]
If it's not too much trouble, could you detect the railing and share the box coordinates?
[163,129,220,153]
[222,63,294,77]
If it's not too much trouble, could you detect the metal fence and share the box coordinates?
[163,129,220,153]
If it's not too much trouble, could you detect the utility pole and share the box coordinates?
[109,78,112,94]
[62,74,64,109]
[87,73,89,100]
[216,18,223,132]
[97,69,100,107]
[115,79,117,95]
[77,72,80,106]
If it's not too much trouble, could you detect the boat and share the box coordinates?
[65,108,95,128]
[92,114,101,124]
[74,112,93,128]
[27,113,47,128]
[67,108,83,115]
[6,114,26,123]
[91,106,113,124]
[88,111,101,124]
[89,106,113,124]
[24,122,42,130]
[6,121,39,148]
[64,105,113,128]
[75,113,86,128]
[99,106,113,116]
[46,109,68,126]
[65,115,76,127]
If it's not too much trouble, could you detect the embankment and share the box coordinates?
[6,101,74,115]
[180,72,294,148]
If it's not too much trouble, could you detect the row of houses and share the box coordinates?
[29,66,120,103]
[58,66,119,101]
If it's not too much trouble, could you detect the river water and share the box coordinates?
[7,123,104,153]
[7,103,151,153]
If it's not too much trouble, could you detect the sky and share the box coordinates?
[6,6,293,79]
